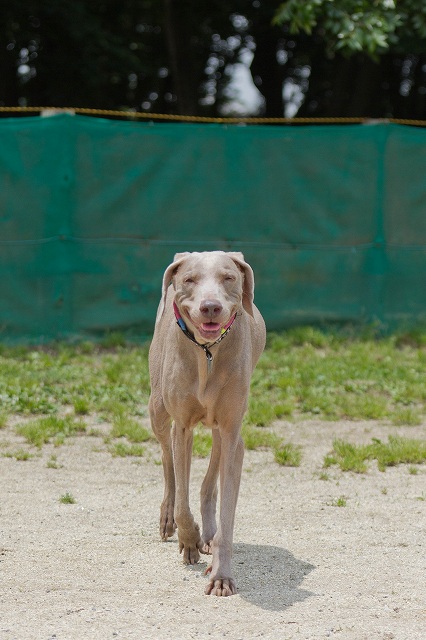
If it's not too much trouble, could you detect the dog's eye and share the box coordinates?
[224,275,236,282]
[184,277,195,284]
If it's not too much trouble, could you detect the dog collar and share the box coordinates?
[173,302,237,374]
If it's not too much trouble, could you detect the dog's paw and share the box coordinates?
[204,577,236,596]
[201,540,213,555]
[160,519,176,541]
[159,503,176,540]
[204,566,237,596]
[179,539,203,565]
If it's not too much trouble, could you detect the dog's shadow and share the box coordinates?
[230,543,315,611]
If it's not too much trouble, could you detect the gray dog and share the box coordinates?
[149,251,266,596]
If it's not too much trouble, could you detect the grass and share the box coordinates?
[191,424,300,466]
[109,442,146,457]
[274,442,303,467]
[192,427,213,458]
[110,413,152,443]
[328,496,347,507]
[242,424,281,451]
[47,455,62,469]
[2,448,33,461]
[325,435,426,473]
[59,492,76,504]
[16,415,86,448]
[0,343,150,417]
[1,329,425,427]
[1,328,426,465]
[248,327,426,425]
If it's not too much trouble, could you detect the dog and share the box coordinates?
[148,251,266,596]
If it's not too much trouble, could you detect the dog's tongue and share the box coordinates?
[202,322,221,332]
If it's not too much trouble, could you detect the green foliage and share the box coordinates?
[274,442,303,467]
[391,407,422,426]
[59,492,76,504]
[2,448,33,461]
[1,0,426,120]
[1,334,426,466]
[325,435,426,472]
[252,329,426,423]
[274,0,426,59]
[16,415,85,448]
[328,495,347,507]
[46,455,62,469]
[73,397,90,415]
[242,424,281,451]
[110,413,152,443]
[0,345,150,417]
[192,428,213,458]
[109,442,145,458]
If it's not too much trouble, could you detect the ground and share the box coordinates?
[0,418,425,640]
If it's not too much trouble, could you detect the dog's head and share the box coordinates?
[156,251,255,343]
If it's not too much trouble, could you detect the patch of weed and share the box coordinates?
[2,448,33,461]
[192,428,212,458]
[317,471,330,481]
[242,424,281,451]
[59,492,76,504]
[109,442,145,457]
[324,440,370,473]
[47,455,62,469]
[244,398,278,427]
[110,414,152,443]
[390,407,422,426]
[274,442,303,467]
[73,397,90,415]
[328,496,347,507]
[16,415,86,448]
[372,435,426,471]
[325,435,426,473]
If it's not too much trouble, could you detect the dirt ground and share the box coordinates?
[1,418,425,640]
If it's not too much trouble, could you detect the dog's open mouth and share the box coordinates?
[201,322,221,333]
[199,322,223,339]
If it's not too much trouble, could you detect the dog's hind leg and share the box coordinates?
[149,399,176,540]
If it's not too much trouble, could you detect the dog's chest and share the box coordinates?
[162,375,227,428]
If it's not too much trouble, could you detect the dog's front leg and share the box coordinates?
[172,422,204,565]
[205,428,244,596]
[200,427,221,553]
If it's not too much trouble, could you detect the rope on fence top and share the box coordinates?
[1,106,426,126]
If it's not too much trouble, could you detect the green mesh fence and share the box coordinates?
[0,114,425,342]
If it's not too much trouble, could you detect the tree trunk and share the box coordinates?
[162,0,199,115]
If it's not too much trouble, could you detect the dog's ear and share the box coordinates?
[227,252,255,317]
[156,254,189,320]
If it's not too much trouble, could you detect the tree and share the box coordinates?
[273,1,426,59]
[272,0,426,118]
[0,0,425,119]
[0,0,251,116]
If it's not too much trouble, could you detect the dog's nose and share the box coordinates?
[200,299,223,318]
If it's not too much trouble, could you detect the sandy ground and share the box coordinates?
[0,418,425,640]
